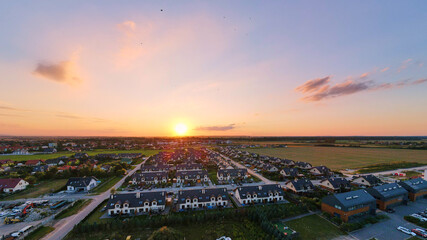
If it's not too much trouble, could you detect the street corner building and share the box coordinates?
[234,184,285,205]
[321,189,376,222]
[398,178,427,202]
[107,191,166,215]
[366,182,409,210]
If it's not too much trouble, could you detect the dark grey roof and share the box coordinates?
[45,158,64,165]
[176,170,208,178]
[140,164,170,172]
[66,177,98,188]
[33,165,49,172]
[217,168,247,177]
[295,161,312,168]
[359,175,382,185]
[322,189,376,209]
[399,178,427,193]
[367,183,408,199]
[236,184,284,199]
[288,179,314,190]
[322,178,351,189]
[106,191,166,210]
[176,163,203,170]
[133,172,168,181]
[178,188,228,204]
[281,168,300,177]
[312,166,330,173]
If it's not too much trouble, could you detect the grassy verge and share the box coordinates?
[208,169,218,185]
[24,226,55,240]
[2,179,67,200]
[55,199,92,220]
[90,176,121,194]
[287,214,347,240]
[83,200,108,224]
[357,162,425,174]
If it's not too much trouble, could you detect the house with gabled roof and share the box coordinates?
[320,178,351,192]
[280,168,303,178]
[310,166,331,176]
[234,184,285,205]
[25,159,43,166]
[294,161,312,169]
[366,183,408,210]
[132,172,168,185]
[0,159,13,166]
[217,168,247,182]
[0,178,29,193]
[351,175,382,187]
[66,176,98,192]
[286,179,315,193]
[106,191,166,215]
[321,189,376,222]
[398,178,427,201]
[178,188,229,210]
[176,170,208,184]
[45,158,65,166]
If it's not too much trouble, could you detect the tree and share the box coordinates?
[147,226,183,240]
[110,187,116,195]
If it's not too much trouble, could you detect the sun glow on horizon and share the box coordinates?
[174,123,188,136]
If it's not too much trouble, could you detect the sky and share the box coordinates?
[0,1,427,137]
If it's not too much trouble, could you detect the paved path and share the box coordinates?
[281,211,320,222]
[42,160,147,240]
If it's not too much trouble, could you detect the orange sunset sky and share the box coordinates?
[1,1,427,137]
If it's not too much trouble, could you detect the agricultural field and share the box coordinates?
[0,149,159,162]
[286,214,346,240]
[243,146,427,170]
[1,179,68,200]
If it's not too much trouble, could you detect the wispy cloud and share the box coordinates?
[194,124,236,131]
[33,60,81,85]
[296,76,427,102]
[294,76,330,93]
[380,67,389,72]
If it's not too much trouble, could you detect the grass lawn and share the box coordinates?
[90,176,122,194]
[67,218,268,240]
[83,200,108,224]
[403,170,423,178]
[0,149,159,162]
[243,147,427,170]
[286,214,346,240]
[1,179,68,200]
[24,226,55,240]
[208,169,218,185]
[55,199,92,220]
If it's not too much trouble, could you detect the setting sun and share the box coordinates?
[174,123,188,136]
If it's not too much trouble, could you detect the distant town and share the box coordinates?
[0,136,426,240]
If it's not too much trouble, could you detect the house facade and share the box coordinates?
[132,172,168,185]
[351,175,382,187]
[321,189,376,222]
[310,166,331,176]
[0,178,29,193]
[66,176,98,192]
[217,168,247,182]
[286,179,314,193]
[366,183,408,210]
[280,168,303,178]
[107,191,166,215]
[234,184,285,205]
[398,178,427,201]
[177,188,229,210]
[320,178,351,192]
[176,170,208,183]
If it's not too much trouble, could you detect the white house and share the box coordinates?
[234,184,284,205]
[0,178,29,193]
[107,191,166,215]
[66,177,98,192]
[177,188,229,210]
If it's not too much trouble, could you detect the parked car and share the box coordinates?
[411,214,427,221]
[412,228,427,238]
[397,226,417,236]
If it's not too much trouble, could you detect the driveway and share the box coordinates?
[350,198,427,240]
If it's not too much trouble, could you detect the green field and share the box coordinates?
[55,199,92,220]
[208,169,218,184]
[0,149,159,162]
[286,214,346,240]
[243,146,427,170]
[24,226,55,240]
[1,179,68,200]
[90,176,122,194]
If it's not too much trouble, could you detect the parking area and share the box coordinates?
[350,198,427,240]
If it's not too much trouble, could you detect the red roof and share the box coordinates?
[25,160,43,166]
[0,178,23,190]
[0,159,12,164]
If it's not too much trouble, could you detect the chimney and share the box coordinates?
[202,189,205,194]
[136,192,141,198]
[110,194,114,199]
[258,185,262,190]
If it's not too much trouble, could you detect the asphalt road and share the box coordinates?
[42,160,147,240]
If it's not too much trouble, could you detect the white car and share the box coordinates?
[411,214,427,221]
[397,226,416,236]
